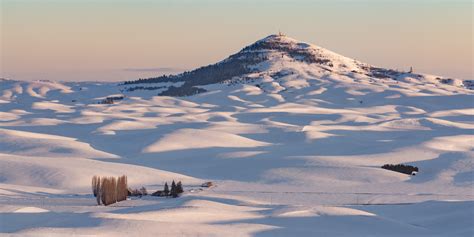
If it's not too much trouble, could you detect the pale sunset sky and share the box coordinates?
[1,0,472,81]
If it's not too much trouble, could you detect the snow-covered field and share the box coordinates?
[0,35,473,236]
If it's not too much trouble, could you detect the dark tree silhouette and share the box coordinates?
[164,182,170,196]
[381,164,418,175]
[176,181,183,194]
[170,180,178,198]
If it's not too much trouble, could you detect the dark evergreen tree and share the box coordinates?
[176,181,183,194]
[163,182,169,196]
[170,180,178,198]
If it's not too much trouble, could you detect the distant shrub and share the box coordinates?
[151,190,166,197]
[201,182,213,188]
[139,187,148,196]
[128,186,148,197]
[439,78,453,84]
[128,188,141,197]
[98,96,124,104]
[381,164,418,175]
[462,80,474,90]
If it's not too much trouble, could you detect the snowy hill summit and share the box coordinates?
[122,33,472,96]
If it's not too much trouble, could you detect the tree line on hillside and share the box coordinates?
[122,51,268,96]
[381,164,418,175]
[97,96,124,104]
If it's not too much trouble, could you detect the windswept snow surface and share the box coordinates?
[0,35,473,236]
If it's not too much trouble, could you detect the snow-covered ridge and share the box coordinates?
[120,34,472,96]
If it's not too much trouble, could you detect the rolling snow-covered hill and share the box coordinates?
[121,34,473,96]
[0,34,473,236]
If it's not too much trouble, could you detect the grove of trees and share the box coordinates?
[152,180,183,198]
[91,175,128,206]
[92,176,185,205]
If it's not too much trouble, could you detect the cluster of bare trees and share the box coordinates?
[129,187,148,197]
[91,175,128,206]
